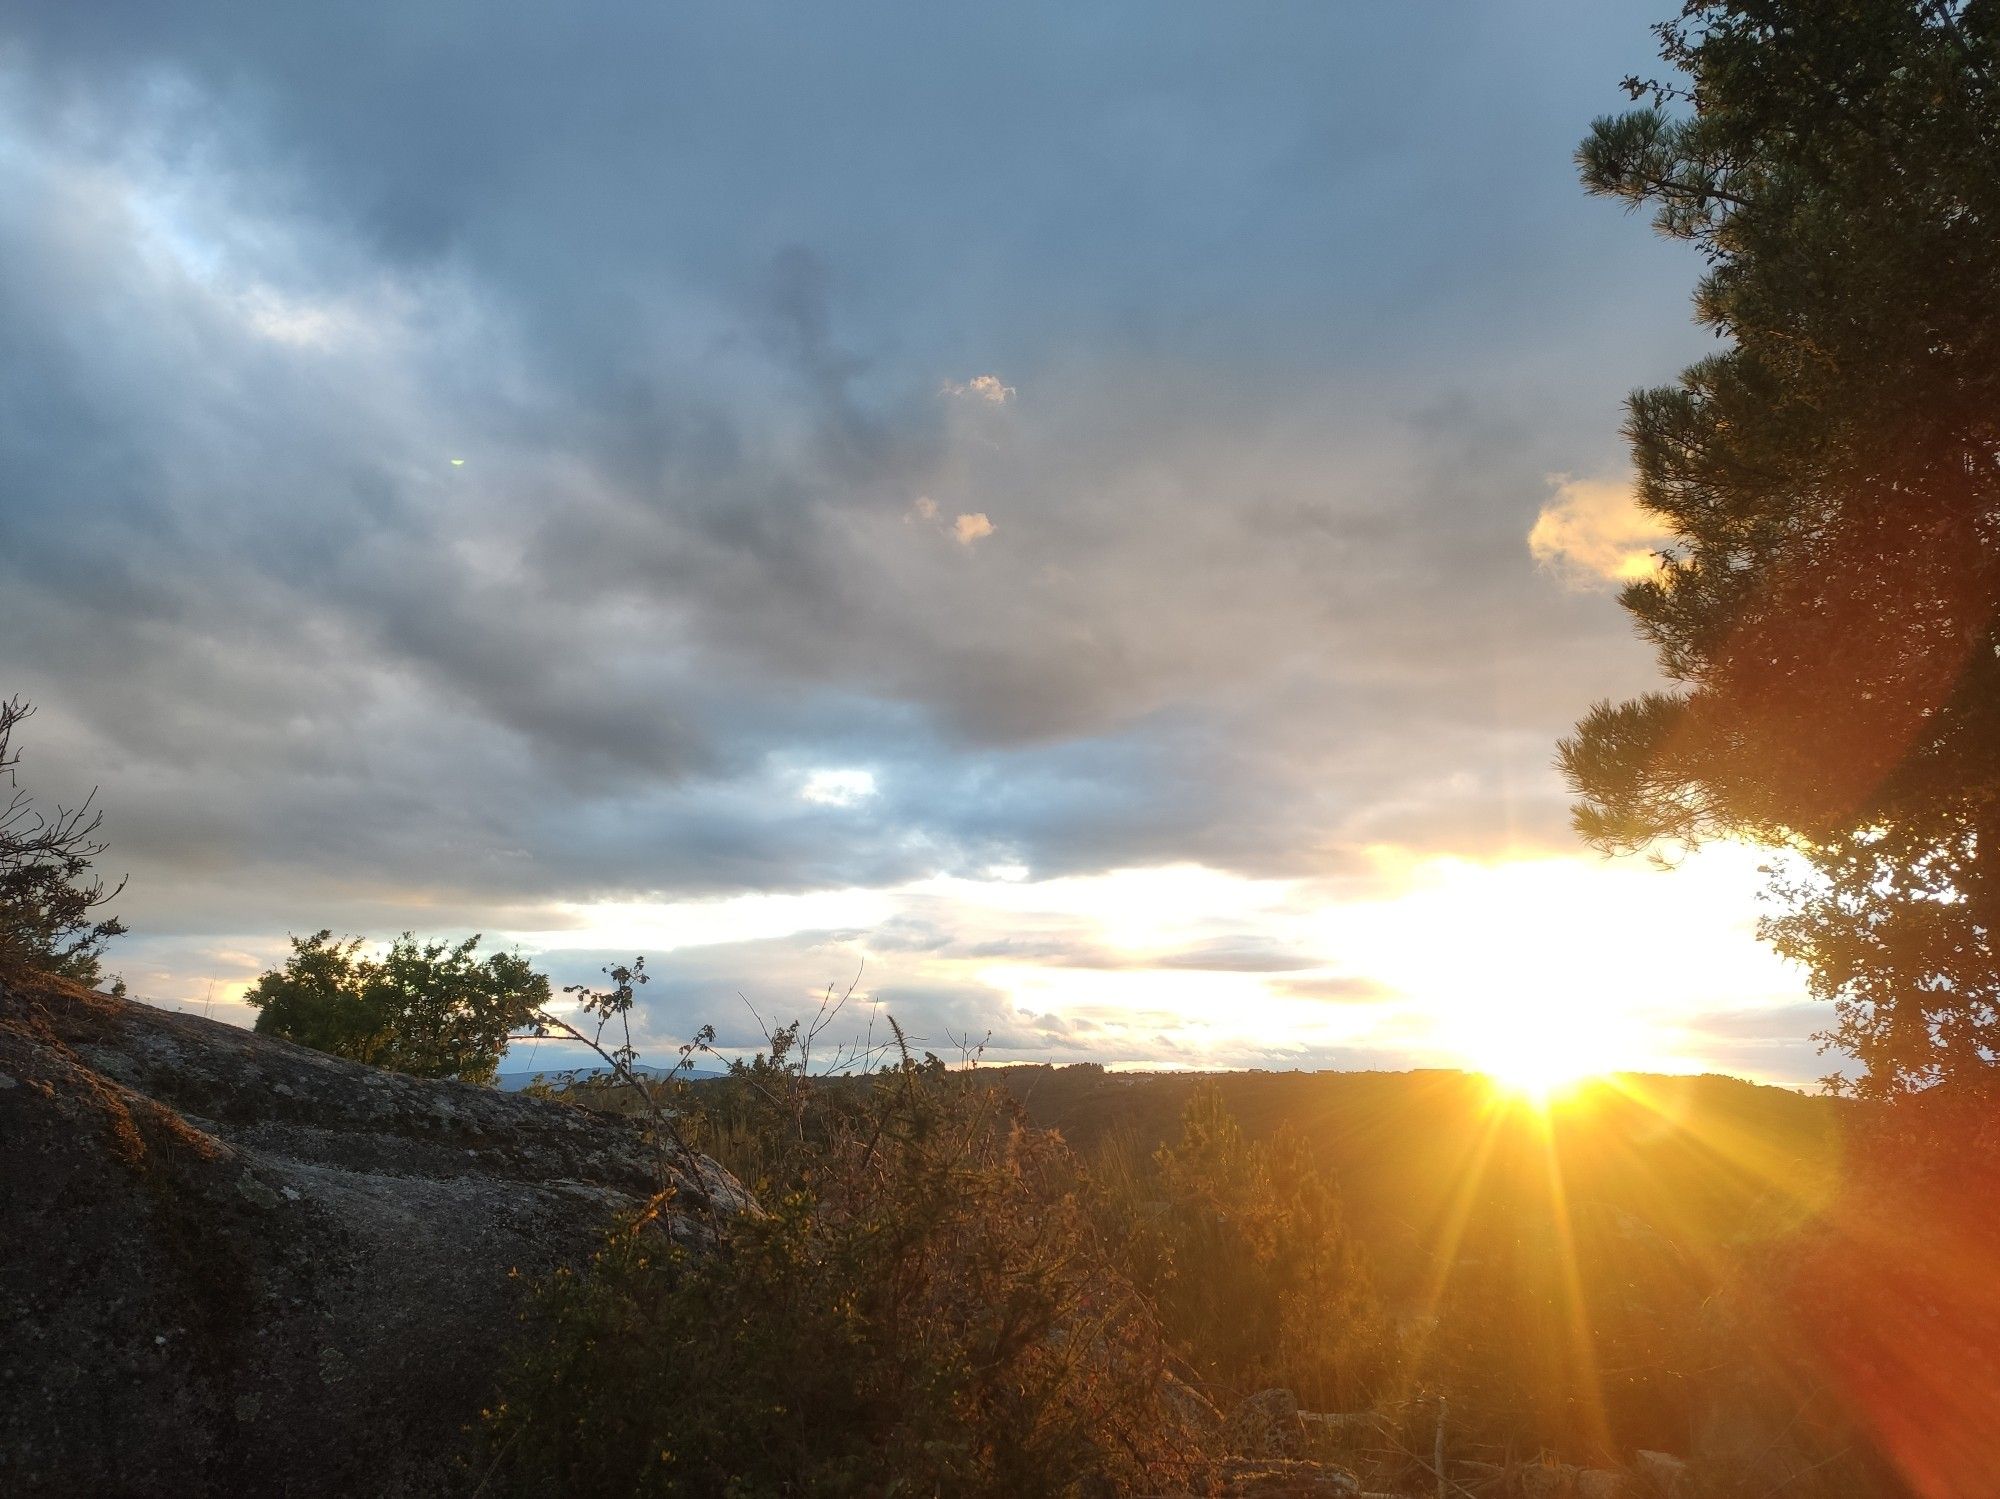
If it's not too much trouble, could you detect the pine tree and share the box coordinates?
[1561,2,2000,1095]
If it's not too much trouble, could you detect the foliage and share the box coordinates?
[245,929,547,1084]
[1763,823,2000,1092]
[1112,1081,1384,1413]
[515,1053,1950,1493]
[514,956,723,1192]
[1706,1084,2000,1496]
[996,1066,1896,1477]
[0,697,126,984]
[1408,1148,1717,1468]
[484,1036,1208,1498]
[1558,1,2000,1095]
[531,1054,1891,1486]
[680,991,890,1194]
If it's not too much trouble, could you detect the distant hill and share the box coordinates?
[981,1064,1847,1302]
[495,1061,725,1092]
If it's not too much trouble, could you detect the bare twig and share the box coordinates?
[511,958,716,1203]
[1755,1446,1852,1498]
[1434,1396,1448,1499]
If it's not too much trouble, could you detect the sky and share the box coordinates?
[0,2,1826,1085]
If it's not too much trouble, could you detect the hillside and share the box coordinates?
[988,1064,1845,1299]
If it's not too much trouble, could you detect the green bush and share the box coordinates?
[245,929,546,1084]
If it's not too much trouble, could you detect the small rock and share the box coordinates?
[1297,1410,1375,1458]
[319,1346,349,1385]
[1216,1456,1359,1495]
[1635,1450,1691,1498]
[1159,1371,1223,1446]
[1227,1388,1305,1460]
[1579,1468,1640,1499]
[235,1171,285,1210]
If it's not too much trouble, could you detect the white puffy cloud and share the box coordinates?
[800,768,879,807]
[943,374,1015,403]
[1528,474,1672,587]
[951,511,995,545]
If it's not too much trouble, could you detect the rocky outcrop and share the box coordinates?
[1228,1386,1307,1460]
[0,973,748,1498]
[1634,1449,1691,1497]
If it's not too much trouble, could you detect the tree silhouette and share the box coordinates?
[1561,1,2000,1095]
[0,697,126,984]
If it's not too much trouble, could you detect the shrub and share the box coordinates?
[0,697,125,984]
[483,1037,1210,1497]
[245,929,546,1084]
[1115,1081,1387,1412]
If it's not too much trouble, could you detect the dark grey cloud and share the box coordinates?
[0,1,1772,1064]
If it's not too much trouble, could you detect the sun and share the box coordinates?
[1476,1041,1600,1106]
[1445,996,1635,1108]
[1305,855,1746,1103]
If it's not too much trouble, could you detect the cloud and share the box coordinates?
[905,496,994,546]
[1273,974,1398,1003]
[1528,475,1672,587]
[951,511,996,545]
[943,374,1015,404]
[799,768,878,808]
[0,5,1812,1073]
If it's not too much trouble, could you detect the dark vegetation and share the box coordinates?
[1538,6,2000,1479]
[486,1036,1211,1498]
[1559,0,2000,1099]
[486,1035,1996,1496]
[487,1019,1908,1496]
[988,1065,1871,1481]
[0,696,125,986]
